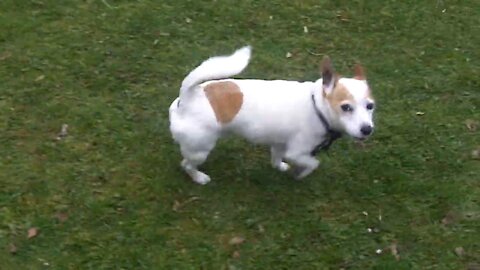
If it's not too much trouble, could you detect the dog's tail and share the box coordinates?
[179,46,252,101]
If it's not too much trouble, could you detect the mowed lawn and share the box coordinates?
[0,0,479,269]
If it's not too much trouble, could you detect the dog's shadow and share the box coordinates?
[201,137,356,196]
[204,138,290,183]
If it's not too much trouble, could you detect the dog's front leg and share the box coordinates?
[284,152,319,179]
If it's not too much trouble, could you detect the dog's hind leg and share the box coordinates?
[181,155,211,185]
[270,145,290,172]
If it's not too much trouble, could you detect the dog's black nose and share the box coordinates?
[360,125,373,136]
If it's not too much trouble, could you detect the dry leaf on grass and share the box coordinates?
[307,49,322,56]
[465,119,478,132]
[441,211,459,225]
[0,51,12,61]
[27,227,39,239]
[390,243,400,260]
[232,250,241,258]
[172,197,200,212]
[55,212,69,223]
[56,124,69,140]
[454,247,465,257]
[172,200,181,212]
[35,75,45,82]
[229,236,245,246]
[257,224,265,233]
[336,11,350,22]
[9,243,18,254]
[467,263,480,270]
[471,148,480,160]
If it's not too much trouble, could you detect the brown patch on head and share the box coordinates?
[204,81,243,124]
[325,82,354,113]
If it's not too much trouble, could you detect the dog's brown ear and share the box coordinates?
[354,63,366,80]
[321,56,335,95]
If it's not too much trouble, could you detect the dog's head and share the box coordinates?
[320,57,375,140]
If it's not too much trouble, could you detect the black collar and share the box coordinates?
[310,94,342,156]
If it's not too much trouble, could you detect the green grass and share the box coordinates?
[1,0,479,269]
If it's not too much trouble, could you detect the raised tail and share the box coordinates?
[179,46,252,101]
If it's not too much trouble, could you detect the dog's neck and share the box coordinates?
[311,83,340,132]
[310,84,343,155]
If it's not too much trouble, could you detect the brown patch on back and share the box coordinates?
[204,81,243,124]
[326,83,354,113]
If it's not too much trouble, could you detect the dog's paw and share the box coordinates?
[193,172,211,185]
[277,162,290,172]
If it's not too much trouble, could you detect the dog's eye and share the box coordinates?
[366,103,375,110]
[341,104,353,112]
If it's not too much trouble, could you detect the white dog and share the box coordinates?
[169,46,375,184]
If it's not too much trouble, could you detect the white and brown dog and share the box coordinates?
[169,46,375,184]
